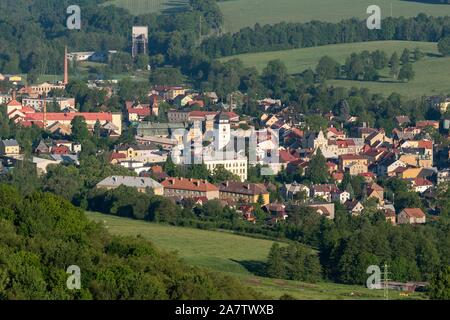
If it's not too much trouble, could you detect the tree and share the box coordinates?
[398,63,415,82]
[266,244,286,278]
[345,53,364,80]
[429,266,450,300]
[136,54,149,70]
[400,48,410,64]
[305,149,329,184]
[211,165,240,183]
[413,47,425,61]
[316,56,340,81]
[438,36,450,56]
[71,116,89,142]
[389,52,400,79]
[262,60,288,95]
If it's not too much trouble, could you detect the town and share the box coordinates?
[1,46,449,227]
[1,0,450,304]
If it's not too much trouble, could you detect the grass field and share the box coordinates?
[219,0,450,33]
[221,40,450,97]
[86,212,426,300]
[102,0,189,15]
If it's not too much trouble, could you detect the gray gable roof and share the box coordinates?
[97,175,163,190]
[1,139,19,147]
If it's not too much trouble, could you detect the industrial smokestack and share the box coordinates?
[63,46,68,86]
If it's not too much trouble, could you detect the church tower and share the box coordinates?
[214,112,231,151]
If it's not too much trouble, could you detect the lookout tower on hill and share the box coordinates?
[132,26,148,59]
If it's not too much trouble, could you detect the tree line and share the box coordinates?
[200,14,450,58]
[315,48,421,83]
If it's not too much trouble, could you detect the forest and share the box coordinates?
[0,183,261,299]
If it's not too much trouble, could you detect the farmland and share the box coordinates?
[87,212,426,300]
[221,40,450,97]
[102,0,189,15]
[218,0,450,33]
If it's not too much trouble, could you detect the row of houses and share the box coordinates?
[96,175,271,205]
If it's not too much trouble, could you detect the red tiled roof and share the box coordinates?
[328,127,345,136]
[24,112,113,122]
[413,178,433,187]
[162,177,218,192]
[20,106,35,113]
[110,152,127,161]
[7,99,21,107]
[279,150,299,163]
[417,140,433,149]
[127,107,151,117]
[402,208,425,218]
[51,145,70,155]
[416,121,439,128]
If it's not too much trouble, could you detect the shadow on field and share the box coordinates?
[162,0,190,14]
[232,259,268,277]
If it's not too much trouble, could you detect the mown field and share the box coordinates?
[221,40,450,97]
[102,0,189,15]
[219,0,450,33]
[87,211,426,300]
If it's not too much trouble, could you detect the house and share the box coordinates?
[410,178,433,193]
[327,127,346,140]
[35,140,51,155]
[51,145,71,155]
[377,155,406,177]
[238,205,256,223]
[96,176,164,195]
[126,101,154,122]
[0,139,20,156]
[367,182,384,204]
[384,208,396,225]
[395,116,411,127]
[331,190,351,204]
[308,203,335,219]
[283,182,310,201]
[161,177,219,200]
[218,181,270,205]
[397,208,426,225]
[345,200,365,216]
[15,111,122,136]
[312,184,339,202]
[116,144,167,164]
[263,203,288,220]
[339,154,368,175]
[32,156,61,175]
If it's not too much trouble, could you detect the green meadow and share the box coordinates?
[87,212,426,300]
[218,0,450,33]
[102,0,189,15]
[221,40,450,97]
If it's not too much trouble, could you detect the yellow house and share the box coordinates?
[0,139,20,155]
[399,154,432,168]
[400,168,422,179]
[339,154,368,171]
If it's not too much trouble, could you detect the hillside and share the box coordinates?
[219,0,450,33]
[221,40,450,97]
[0,184,261,300]
[87,212,426,300]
